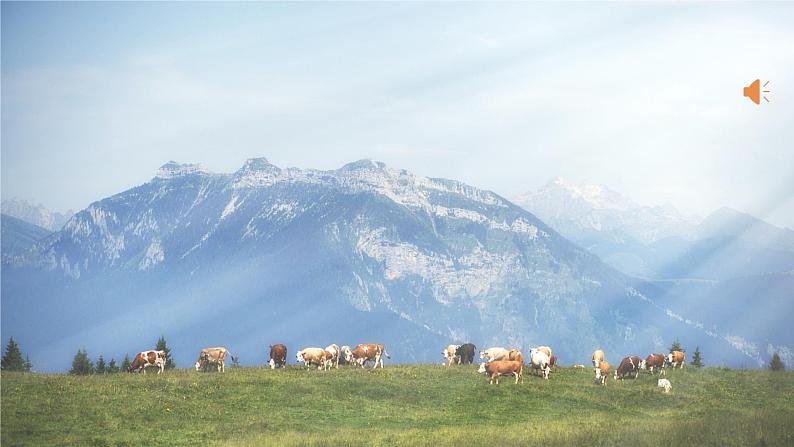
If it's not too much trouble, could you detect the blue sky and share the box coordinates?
[2,2,793,228]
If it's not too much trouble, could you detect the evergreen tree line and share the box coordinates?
[1,337,32,372]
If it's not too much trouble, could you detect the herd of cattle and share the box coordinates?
[126,343,686,393]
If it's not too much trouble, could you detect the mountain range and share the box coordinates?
[1,198,73,232]
[2,160,791,371]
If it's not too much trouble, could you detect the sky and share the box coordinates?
[2,2,794,228]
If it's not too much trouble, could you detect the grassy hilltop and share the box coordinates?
[2,365,793,446]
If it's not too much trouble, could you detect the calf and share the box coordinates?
[614,356,642,380]
[269,344,287,369]
[594,360,611,385]
[658,378,672,393]
[478,360,523,384]
[456,343,477,365]
[442,344,460,366]
[129,350,166,374]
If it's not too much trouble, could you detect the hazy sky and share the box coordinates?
[3,2,793,228]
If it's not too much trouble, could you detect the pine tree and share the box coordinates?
[156,336,175,369]
[669,339,682,353]
[769,353,785,371]
[108,358,119,373]
[1,337,26,371]
[24,354,33,372]
[121,354,131,372]
[70,349,94,375]
[691,346,703,368]
[95,355,107,374]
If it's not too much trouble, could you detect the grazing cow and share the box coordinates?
[642,353,666,375]
[479,347,510,363]
[614,356,642,380]
[338,346,352,365]
[442,344,461,366]
[667,351,686,369]
[129,350,166,374]
[195,347,229,372]
[592,350,605,368]
[296,348,328,370]
[268,344,287,369]
[478,360,523,384]
[658,378,672,393]
[594,360,611,385]
[347,344,390,369]
[528,348,551,379]
[325,344,341,369]
[456,343,477,365]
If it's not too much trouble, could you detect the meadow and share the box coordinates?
[2,365,793,446]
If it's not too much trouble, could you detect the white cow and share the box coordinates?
[658,378,672,393]
[296,348,328,370]
[479,347,510,363]
[529,348,551,379]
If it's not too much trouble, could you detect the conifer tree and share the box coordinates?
[95,355,107,374]
[1,337,26,371]
[70,349,94,375]
[108,358,119,373]
[691,346,703,368]
[669,339,682,353]
[769,353,785,371]
[121,354,131,372]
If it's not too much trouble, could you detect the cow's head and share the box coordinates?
[666,354,674,365]
[296,351,305,363]
[639,359,647,370]
[594,367,602,379]
[477,363,487,374]
[268,358,276,369]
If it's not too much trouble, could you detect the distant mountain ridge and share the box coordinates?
[1,160,786,371]
[1,198,74,231]
[516,178,794,281]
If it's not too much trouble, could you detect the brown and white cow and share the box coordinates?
[195,347,229,372]
[129,350,166,374]
[479,347,510,363]
[346,343,390,369]
[592,349,605,368]
[614,355,642,380]
[667,351,686,368]
[478,360,523,384]
[269,344,287,369]
[642,353,666,375]
[529,348,551,379]
[594,360,611,386]
[443,344,461,366]
[325,344,341,369]
[296,348,328,370]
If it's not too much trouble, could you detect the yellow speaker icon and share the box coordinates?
[743,79,770,105]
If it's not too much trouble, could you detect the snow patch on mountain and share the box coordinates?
[139,239,164,270]
[156,161,211,179]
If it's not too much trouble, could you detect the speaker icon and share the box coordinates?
[743,79,771,105]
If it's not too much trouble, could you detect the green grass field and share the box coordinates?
[2,365,793,446]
